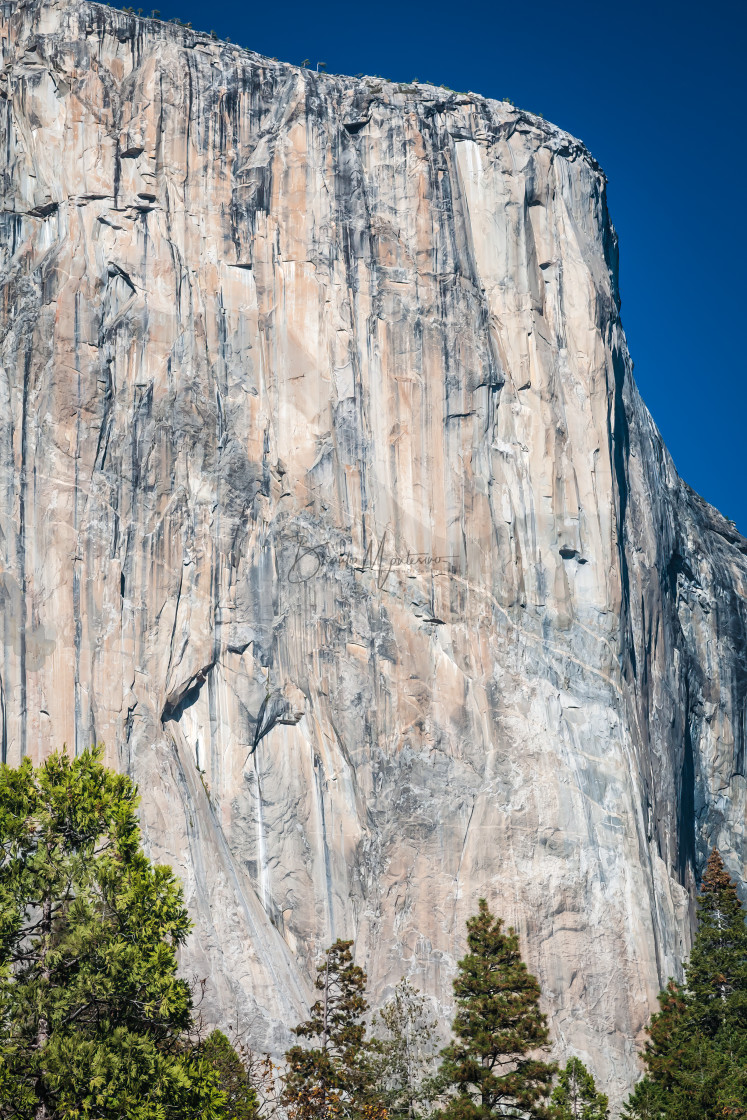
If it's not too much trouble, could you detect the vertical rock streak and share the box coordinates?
[1,0,746,1100]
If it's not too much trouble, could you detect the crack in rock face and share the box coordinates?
[1,0,746,1103]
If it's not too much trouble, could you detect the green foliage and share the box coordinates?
[282,939,386,1120]
[436,899,556,1119]
[0,746,227,1120]
[201,1030,260,1119]
[686,849,747,1035]
[368,978,444,1118]
[623,849,747,1120]
[549,1058,608,1120]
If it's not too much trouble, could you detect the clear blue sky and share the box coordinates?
[155,0,747,531]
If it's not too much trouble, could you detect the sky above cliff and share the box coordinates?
[159,0,746,531]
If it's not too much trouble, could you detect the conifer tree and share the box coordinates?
[437,899,556,1119]
[368,978,443,1118]
[623,849,747,1120]
[621,979,691,1118]
[282,939,386,1120]
[686,849,747,1035]
[0,746,227,1120]
[549,1057,608,1120]
[201,1030,260,1119]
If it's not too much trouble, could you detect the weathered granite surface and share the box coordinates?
[1,0,746,1102]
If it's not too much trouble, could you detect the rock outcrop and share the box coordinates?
[1,0,746,1102]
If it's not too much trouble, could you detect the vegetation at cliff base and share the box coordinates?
[550,1057,608,1120]
[200,1030,260,1119]
[0,747,231,1120]
[2,747,746,1119]
[435,898,557,1118]
[367,979,443,1118]
[281,938,386,1119]
[623,849,747,1119]
[280,901,562,1119]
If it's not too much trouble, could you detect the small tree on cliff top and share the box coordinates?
[0,746,226,1120]
[437,898,556,1119]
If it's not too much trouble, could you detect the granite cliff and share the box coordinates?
[1,0,746,1102]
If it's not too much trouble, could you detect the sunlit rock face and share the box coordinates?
[1,0,746,1102]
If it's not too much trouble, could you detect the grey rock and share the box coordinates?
[1,0,745,1103]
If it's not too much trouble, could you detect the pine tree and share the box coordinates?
[368,979,443,1118]
[0,746,227,1120]
[620,1077,664,1120]
[621,980,687,1119]
[686,849,747,1036]
[549,1057,608,1120]
[437,899,557,1119]
[623,849,747,1120]
[282,939,386,1120]
[201,1030,260,1119]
